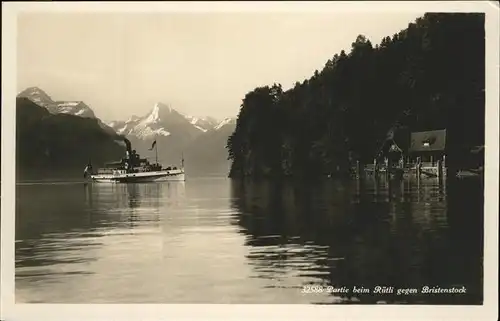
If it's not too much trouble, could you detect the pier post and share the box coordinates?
[442,155,447,177]
[388,157,393,179]
[384,157,389,178]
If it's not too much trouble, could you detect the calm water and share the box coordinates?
[15,176,483,304]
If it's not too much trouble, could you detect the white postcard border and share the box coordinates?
[2,2,498,320]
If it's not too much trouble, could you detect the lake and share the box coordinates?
[15,175,483,304]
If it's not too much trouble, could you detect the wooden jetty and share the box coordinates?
[356,129,448,180]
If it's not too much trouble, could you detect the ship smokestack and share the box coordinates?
[123,138,132,156]
[123,137,132,155]
[114,135,133,161]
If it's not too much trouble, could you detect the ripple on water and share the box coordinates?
[14,178,484,304]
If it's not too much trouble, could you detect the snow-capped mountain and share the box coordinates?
[17,87,55,110]
[16,96,125,170]
[106,102,235,140]
[214,117,236,131]
[106,102,206,140]
[17,87,96,118]
[105,102,238,173]
[54,101,96,118]
[185,116,219,132]
[17,86,119,137]
[108,103,170,139]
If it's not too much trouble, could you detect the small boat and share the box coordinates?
[456,167,483,179]
[84,138,185,183]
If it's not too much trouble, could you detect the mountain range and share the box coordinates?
[105,102,236,174]
[16,96,125,177]
[16,87,236,176]
[18,87,97,118]
[105,102,228,140]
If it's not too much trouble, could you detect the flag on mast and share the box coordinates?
[149,140,157,150]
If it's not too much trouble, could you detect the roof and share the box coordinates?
[389,140,403,153]
[376,126,409,158]
[409,129,446,153]
[394,126,410,150]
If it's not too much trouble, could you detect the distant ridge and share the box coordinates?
[16,96,125,171]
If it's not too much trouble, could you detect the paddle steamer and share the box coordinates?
[84,138,185,183]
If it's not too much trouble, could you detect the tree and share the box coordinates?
[227,13,485,178]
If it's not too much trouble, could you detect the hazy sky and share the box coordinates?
[17,11,425,122]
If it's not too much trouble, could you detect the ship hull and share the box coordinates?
[90,170,185,183]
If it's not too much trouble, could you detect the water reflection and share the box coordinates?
[16,182,186,302]
[15,177,482,304]
[230,177,483,304]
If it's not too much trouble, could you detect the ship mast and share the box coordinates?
[149,136,159,167]
[155,135,158,165]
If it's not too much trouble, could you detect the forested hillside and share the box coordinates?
[16,97,125,171]
[227,13,485,179]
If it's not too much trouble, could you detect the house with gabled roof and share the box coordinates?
[408,129,447,165]
[360,127,449,179]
